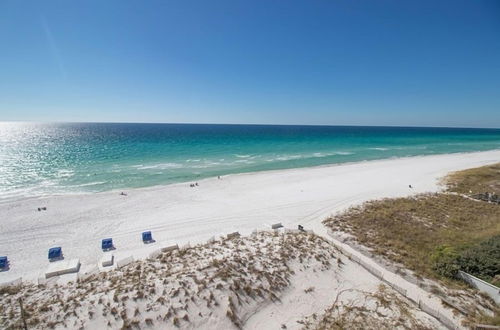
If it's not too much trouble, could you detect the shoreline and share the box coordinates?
[1,149,499,283]
[2,148,499,205]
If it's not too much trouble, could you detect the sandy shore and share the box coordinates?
[1,150,499,283]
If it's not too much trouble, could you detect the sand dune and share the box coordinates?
[0,231,444,329]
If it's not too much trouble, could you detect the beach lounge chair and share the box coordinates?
[0,256,8,269]
[48,247,62,260]
[142,231,153,243]
[102,238,113,251]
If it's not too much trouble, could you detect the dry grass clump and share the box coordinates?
[324,193,499,280]
[445,163,500,195]
[300,284,434,330]
[0,231,338,329]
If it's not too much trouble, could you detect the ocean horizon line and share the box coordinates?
[1,120,500,130]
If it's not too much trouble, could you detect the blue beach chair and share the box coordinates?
[142,231,153,243]
[0,256,8,269]
[102,238,113,251]
[48,247,62,260]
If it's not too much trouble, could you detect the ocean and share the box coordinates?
[1,122,499,200]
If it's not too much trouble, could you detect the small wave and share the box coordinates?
[133,163,184,170]
[275,155,303,161]
[265,151,354,162]
[234,159,255,164]
[311,151,353,157]
[189,162,223,169]
[70,181,106,187]
[369,147,389,151]
[235,154,252,158]
[55,169,74,178]
[305,151,354,158]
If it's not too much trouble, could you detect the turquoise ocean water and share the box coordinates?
[1,122,499,200]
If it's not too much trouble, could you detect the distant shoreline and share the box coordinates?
[0,148,498,204]
[1,148,500,204]
[1,149,499,283]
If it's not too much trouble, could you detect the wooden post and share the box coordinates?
[18,297,28,330]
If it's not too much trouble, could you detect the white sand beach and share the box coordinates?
[1,150,499,284]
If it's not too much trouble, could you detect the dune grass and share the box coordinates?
[324,193,500,281]
[0,231,338,329]
[445,162,500,195]
[300,284,434,330]
[323,163,500,325]
[323,163,500,282]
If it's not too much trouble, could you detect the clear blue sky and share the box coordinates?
[1,0,499,127]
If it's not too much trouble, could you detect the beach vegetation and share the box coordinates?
[299,285,433,330]
[433,236,500,286]
[445,163,500,195]
[324,163,500,325]
[324,192,499,283]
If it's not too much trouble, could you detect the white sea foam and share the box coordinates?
[55,169,75,178]
[234,159,255,164]
[267,151,354,162]
[70,181,107,187]
[189,162,222,169]
[279,155,304,161]
[133,163,184,170]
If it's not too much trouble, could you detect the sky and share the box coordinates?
[0,0,499,128]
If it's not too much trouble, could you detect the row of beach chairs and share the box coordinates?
[50,231,154,260]
[1,225,305,271]
[0,231,155,270]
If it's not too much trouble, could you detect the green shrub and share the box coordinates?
[432,245,460,278]
[433,236,500,285]
[456,236,500,283]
